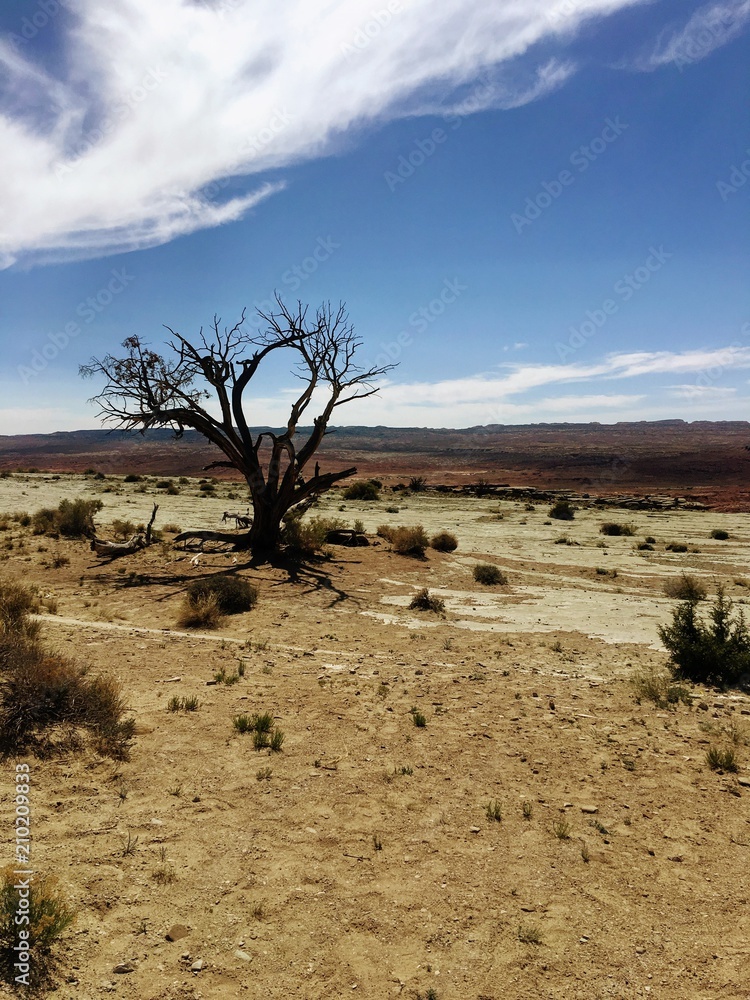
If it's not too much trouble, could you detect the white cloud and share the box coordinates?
[635,0,750,71]
[0,0,648,266]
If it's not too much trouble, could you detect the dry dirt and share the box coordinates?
[1,473,750,1000]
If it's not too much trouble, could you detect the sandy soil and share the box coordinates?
[1,474,749,999]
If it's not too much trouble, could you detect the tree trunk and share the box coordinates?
[246,493,284,553]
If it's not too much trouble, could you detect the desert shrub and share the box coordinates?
[186,575,257,615]
[430,531,458,552]
[600,522,635,536]
[710,529,729,540]
[706,745,739,772]
[659,586,750,688]
[111,519,136,539]
[663,573,707,601]
[0,637,134,759]
[631,665,691,708]
[0,867,76,988]
[0,580,40,638]
[123,473,141,482]
[178,592,224,629]
[549,499,575,521]
[162,523,181,534]
[408,476,427,492]
[388,525,429,556]
[665,542,688,553]
[343,480,380,501]
[473,563,507,586]
[636,542,654,551]
[409,588,445,614]
[376,524,395,541]
[199,482,215,493]
[32,499,102,539]
[282,515,345,556]
[645,535,656,544]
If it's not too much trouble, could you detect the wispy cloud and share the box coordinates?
[0,0,648,267]
[635,0,750,71]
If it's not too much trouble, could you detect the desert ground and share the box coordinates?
[1,470,749,999]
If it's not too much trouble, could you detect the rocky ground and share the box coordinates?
[1,473,749,999]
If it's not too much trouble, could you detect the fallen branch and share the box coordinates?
[91,505,159,559]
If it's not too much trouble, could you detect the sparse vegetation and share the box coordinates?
[233,710,284,750]
[549,499,575,521]
[600,522,636,536]
[485,799,502,822]
[32,498,103,538]
[518,923,544,945]
[186,575,257,615]
[410,707,427,728]
[665,542,688,553]
[631,665,691,709]
[710,528,729,540]
[706,745,739,772]
[408,476,427,492]
[379,524,429,556]
[430,531,458,552]
[178,591,224,629]
[663,573,707,601]
[473,563,507,586]
[409,588,445,614]
[343,480,380,501]
[0,867,76,988]
[553,818,571,840]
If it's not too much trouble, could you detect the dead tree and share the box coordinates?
[91,505,159,559]
[81,297,394,554]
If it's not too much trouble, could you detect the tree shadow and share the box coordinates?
[258,550,359,608]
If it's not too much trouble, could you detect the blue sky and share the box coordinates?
[0,0,748,433]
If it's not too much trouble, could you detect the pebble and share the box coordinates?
[580,805,598,814]
[234,950,252,962]
[469,826,481,834]
[635,946,646,954]
[191,959,205,973]
[112,962,136,974]
[738,777,750,788]
[166,924,189,942]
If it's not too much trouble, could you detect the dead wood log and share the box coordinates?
[90,505,159,559]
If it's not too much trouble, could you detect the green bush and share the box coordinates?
[473,563,507,586]
[549,499,575,521]
[343,480,380,501]
[408,476,427,492]
[186,575,257,614]
[665,542,688,553]
[282,515,345,556]
[430,531,458,552]
[710,529,729,540]
[659,586,750,688]
[178,592,224,630]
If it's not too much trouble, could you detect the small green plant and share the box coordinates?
[622,758,636,772]
[710,528,729,540]
[430,531,458,552]
[408,476,427,492]
[589,819,610,835]
[706,745,739,772]
[397,765,413,776]
[253,729,270,750]
[253,711,274,733]
[410,707,427,728]
[372,834,383,851]
[232,714,253,734]
[549,499,574,521]
[256,767,272,781]
[473,563,507,585]
[552,818,571,840]
[168,784,182,797]
[518,923,544,945]
[631,665,691,709]
[270,729,285,752]
[665,542,688,553]
[409,588,445,614]
[581,842,590,863]
[522,800,533,820]
[485,800,502,822]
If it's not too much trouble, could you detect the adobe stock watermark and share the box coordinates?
[511,117,628,234]
[6,0,71,49]
[340,1,404,61]
[384,77,493,192]
[555,246,672,361]
[18,268,135,384]
[371,277,467,370]
[54,68,171,178]
[11,763,33,987]
[669,6,744,71]
[716,147,750,202]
